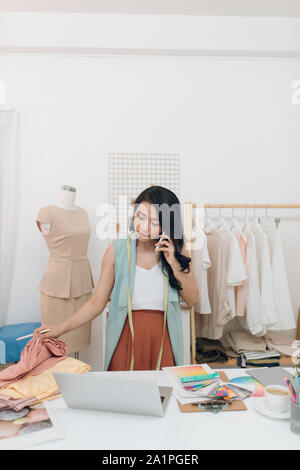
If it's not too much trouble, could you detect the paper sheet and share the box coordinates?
[0,400,65,449]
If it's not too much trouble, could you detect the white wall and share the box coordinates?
[0,12,300,369]
[1,12,300,56]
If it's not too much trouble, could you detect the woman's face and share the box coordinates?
[133,202,161,241]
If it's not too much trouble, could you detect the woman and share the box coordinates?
[34,185,199,370]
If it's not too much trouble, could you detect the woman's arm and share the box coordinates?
[34,242,115,338]
[170,245,199,307]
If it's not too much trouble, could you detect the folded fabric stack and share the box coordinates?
[0,357,91,405]
[0,395,37,411]
[0,335,91,409]
[226,330,267,355]
[196,337,228,364]
[226,330,280,368]
[237,350,280,368]
[0,334,68,391]
[265,331,296,357]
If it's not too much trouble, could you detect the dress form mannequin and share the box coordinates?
[36,185,94,359]
[37,185,77,236]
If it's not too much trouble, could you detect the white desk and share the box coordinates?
[28,368,300,450]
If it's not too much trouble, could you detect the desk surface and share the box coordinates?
[28,368,300,451]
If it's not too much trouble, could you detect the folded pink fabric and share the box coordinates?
[0,335,67,390]
[0,395,37,411]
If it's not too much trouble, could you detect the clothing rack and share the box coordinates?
[183,202,300,364]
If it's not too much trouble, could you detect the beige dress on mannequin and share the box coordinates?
[36,204,94,354]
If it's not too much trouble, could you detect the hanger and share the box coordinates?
[216,206,231,233]
[193,208,205,250]
[262,205,276,229]
[243,204,253,232]
[204,206,215,232]
[275,217,281,228]
[231,205,247,242]
[266,206,270,224]
[251,207,265,234]
[194,207,205,235]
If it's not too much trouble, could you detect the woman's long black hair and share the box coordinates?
[129,185,191,291]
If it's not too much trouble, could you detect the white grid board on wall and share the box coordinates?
[108,153,180,234]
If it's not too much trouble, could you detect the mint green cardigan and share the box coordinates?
[104,234,184,371]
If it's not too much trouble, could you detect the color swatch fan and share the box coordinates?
[162,364,220,399]
[229,376,264,397]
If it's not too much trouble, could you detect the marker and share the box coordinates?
[284,376,296,403]
[181,373,219,384]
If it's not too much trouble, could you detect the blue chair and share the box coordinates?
[0,322,41,364]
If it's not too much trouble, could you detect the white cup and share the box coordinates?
[264,384,290,413]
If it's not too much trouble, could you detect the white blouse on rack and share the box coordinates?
[131,260,165,311]
[262,223,296,330]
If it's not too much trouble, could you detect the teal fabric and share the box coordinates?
[0,340,5,364]
[104,233,184,370]
[0,322,41,364]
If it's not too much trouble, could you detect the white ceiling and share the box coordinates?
[0,0,299,17]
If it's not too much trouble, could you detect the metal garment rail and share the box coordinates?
[183,202,300,364]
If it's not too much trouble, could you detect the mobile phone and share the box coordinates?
[155,234,169,252]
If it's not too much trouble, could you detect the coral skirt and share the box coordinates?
[108,309,176,371]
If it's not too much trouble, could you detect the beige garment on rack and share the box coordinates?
[197,229,231,340]
[36,204,95,353]
[220,227,247,319]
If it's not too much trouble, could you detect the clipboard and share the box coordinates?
[176,371,247,413]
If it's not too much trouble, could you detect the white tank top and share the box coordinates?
[131,260,165,311]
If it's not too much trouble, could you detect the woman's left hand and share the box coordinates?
[155,232,177,267]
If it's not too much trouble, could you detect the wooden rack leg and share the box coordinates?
[296,308,300,340]
[190,306,196,364]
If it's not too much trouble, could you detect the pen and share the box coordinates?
[289,384,296,403]
[191,398,232,407]
[16,329,50,341]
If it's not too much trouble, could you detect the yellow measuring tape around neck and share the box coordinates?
[126,235,169,371]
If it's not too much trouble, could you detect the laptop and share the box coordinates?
[53,371,173,417]
[246,367,296,388]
